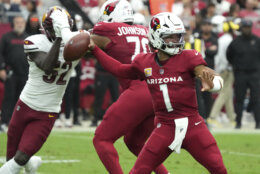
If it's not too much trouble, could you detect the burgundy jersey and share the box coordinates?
[93,22,150,90]
[132,50,207,123]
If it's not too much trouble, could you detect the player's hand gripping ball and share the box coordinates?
[63,32,90,61]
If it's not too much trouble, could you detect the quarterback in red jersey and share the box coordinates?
[89,12,227,174]
[51,0,168,173]
[90,1,168,173]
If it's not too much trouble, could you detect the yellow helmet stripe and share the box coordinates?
[64,10,71,18]
[42,13,47,23]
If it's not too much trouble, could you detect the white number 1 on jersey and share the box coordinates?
[160,84,173,112]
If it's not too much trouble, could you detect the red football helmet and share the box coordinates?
[41,6,73,42]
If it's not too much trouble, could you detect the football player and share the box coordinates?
[88,12,227,174]
[51,0,169,173]
[0,6,82,174]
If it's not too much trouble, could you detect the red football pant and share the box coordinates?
[93,83,168,174]
[130,115,227,174]
[7,100,57,159]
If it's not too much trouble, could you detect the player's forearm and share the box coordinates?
[194,65,223,92]
[42,38,61,74]
[92,45,138,79]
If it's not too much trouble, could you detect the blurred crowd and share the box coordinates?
[0,0,260,131]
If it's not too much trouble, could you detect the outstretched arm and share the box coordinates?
[89,40,139,80]
[194,65,223,92]
[83,34,111,59]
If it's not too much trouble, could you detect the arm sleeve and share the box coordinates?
[92,46,140,80]
[205,39,218,57]
[24,39,40,54]
[93,22,114,36]
[0,35,6,70]
[24,37,41,62]
[226,42,233,65]
[188,50,207,71]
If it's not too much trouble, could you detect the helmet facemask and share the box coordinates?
[160,33,185,55]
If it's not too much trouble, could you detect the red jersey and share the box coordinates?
[132,50,207,123]
[92,47,207,124]
[93,22,150,90]
[80,58,95,91]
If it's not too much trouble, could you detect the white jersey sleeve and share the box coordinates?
[20,33,80,113]
[24,34,51,53]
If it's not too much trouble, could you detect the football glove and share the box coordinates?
[50,9,70,37]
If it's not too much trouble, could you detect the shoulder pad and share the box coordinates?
[24,34,50,53]
[93,22,120,36]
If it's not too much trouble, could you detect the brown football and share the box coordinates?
[63,32,90,61]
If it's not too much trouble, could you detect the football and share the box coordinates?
[63,32,90,61]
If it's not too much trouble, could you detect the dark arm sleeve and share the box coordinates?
[0,35,6,70]
[92,46,140,80]
[226,41,233,65]
[258,38,260,62]
[205,38,218,57]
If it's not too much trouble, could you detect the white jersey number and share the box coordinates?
[43,61,72,85]
[160,84,173,112]
[126,36,149,61]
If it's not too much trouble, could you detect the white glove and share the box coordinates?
[50,9,70,37]
[53,25,61,38]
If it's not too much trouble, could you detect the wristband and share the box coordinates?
[209,76,223,92]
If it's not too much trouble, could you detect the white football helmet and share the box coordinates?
[211,15,226,34]
[98,0,134,23]
[149,12,186,55]
[133,12,146,25]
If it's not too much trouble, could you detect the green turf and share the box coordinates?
[1,131,260,174]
